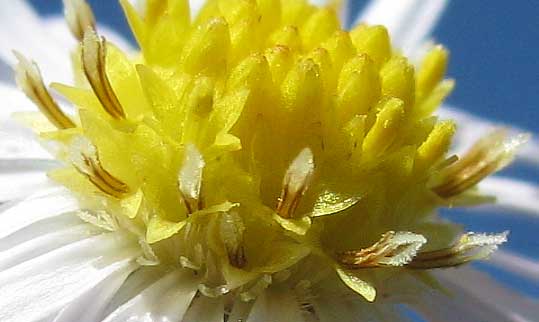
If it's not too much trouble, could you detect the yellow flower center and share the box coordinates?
[15,0,523,302]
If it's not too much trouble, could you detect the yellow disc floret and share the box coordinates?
[15,0,525,302]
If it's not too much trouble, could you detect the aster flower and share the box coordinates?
[0,0,537,321]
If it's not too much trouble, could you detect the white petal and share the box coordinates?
[0,59,12,84]
[0,232,140,322]
[52,259,137,322]
[246,289,305,322]
[0,212,83,252]
[0,187,79,240]
[104,266,166,315]
[490,250,539,282]
[0,83,53,160]
[226,299,253,322]
[190,0,206,18]
[0,169,56,203]
[309,0,330,6]
[103,269,200,322]
[477,176,539,217]
[182,296,224,322]
[355,0,448,55]
[439,106,539,165]
[339,0,351,27]
[0,223,100,271]
[0,1,74,85]
[415,268,539,322]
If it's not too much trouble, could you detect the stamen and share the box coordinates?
[82,29,126,119]
[276,148,315,218]
[63,0,96,41]
[408,231,508,269]
[14,52,75,129]
[220,211,247,268]
[69,136,129,198]
[178,144,205,214]
[432,129,529,198]
[336,231,426,268]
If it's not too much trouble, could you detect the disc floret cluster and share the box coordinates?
[15,0,523,302]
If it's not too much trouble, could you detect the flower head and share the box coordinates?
[0,0,537,321]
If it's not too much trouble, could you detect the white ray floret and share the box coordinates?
[0,0,74,85]
[0,187,79,240]
[0,84,53,160]
[0,232,140,322]
[423,267,539,322]
[478,176,539,217]
[356,0,448,55]
[489,250,539,282]
[0,170,53,203]
[102,270,200,322]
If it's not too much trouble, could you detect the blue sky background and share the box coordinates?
[29,0,539,312]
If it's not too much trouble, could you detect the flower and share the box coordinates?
[0,0,537,321]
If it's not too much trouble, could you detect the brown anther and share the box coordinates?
[63,0,96,41]
[180,192,202,215]
[220,212,247,268]
[70,137,129,198]
[276,148,315,218]
[337,232,395,268]
[14,52,75,129]
[408,231,507,269]
[432,130,528,198]
[82,29,126,119]
[82,154,130,198]
[228,245,247,269]
[336,231,426,269]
